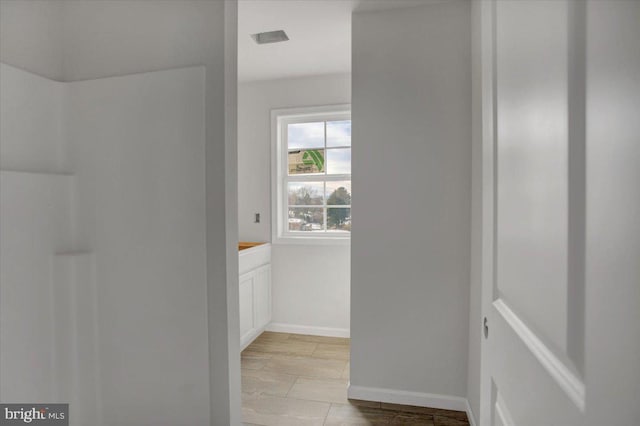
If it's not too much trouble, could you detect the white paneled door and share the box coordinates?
[480,1,640,425]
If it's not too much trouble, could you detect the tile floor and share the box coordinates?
[241,331,470,426]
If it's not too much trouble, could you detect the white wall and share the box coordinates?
[467,0,482,421]
[0,0,64,80]
[238,74,351,334]
[271,245,350,335]
[61,0,221,82]
[350,0,471,405]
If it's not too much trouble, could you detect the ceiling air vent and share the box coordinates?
[251,30,289,45]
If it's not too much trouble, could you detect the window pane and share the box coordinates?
[326,148,351,175]
[288,182,323,205]
[288,207,325,232]
[326,120,351,147]
[288,122,324,149]
[288,148,325,175]
[326,181,351,206]
[327,208,351,232]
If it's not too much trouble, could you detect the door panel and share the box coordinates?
[495,0,570,353]
[481,1,640,425]
[494,392,515,426]
[489,301,582,424]
[483,0,586,424]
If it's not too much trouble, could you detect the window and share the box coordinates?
[272,105,351,244]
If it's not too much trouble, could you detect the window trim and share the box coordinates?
[271,104,351,245]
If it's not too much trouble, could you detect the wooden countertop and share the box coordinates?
[238,242,266,251]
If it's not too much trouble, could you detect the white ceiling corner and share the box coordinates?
[238,0,442,82]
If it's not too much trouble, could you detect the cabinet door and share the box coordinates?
[253,264,271,329]
[239,271,255,344]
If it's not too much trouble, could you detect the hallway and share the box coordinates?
[241,332,470,425]
[1,1,638,424]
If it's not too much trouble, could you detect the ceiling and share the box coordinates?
[238,0,441,82]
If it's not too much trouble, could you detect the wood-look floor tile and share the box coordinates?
[264,354,347,379]
[288,334,350,345]
[324,403,395,425]
[312,343,351,360]
[389,412,435,425]
[241,351,272,370]
[248,339,318,356]
[241,333,460,426]
[253,331,291,343]
[349,399,382,408]
[381,403,468,423]
[241,369,297,397]
[241,393,330,426]
[380,403,432,415]
[287,377,349,404]
[433,415,470,426]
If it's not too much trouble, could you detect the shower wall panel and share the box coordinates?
[68,66,209,426]
[0,64,209,425]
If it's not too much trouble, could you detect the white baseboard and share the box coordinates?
[265,322,350,338]
[348,384,469,413]
[465,399,477,426]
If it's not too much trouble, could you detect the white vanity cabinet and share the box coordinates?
[238,243,271,350]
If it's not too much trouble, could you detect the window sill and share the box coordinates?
[272,235,351,246]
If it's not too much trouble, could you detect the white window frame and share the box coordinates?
[271,104,351,245]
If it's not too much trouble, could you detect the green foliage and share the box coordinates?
[327,187,351,228]
[327,187,351,206]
